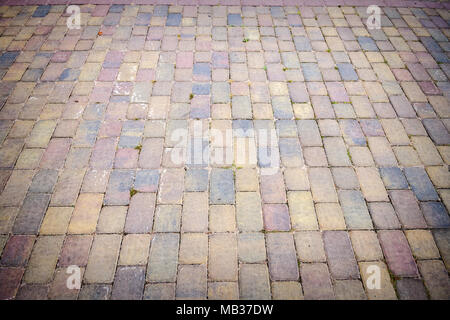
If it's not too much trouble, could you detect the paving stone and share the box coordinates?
[209,233,238,281]
[390,190,427,229]
[323,231,359,280]
[359,261,397,300]
[378,230,419,278]
[338,190,373,230]
[13,193,50,235]
[300,263,335,300]
[24,236,64,284]
[266,233,298,281]
[239,264,271,300]
[176,265,207,299]
[396,279,428,300]
[147,233,179,283]
[418,260,450,300]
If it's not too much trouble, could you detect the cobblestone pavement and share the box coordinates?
[0,1,449,300]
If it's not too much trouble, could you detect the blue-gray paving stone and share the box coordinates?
[118,136,141,148]
[29,169,59,193]
[136,13,152,26]
[428,29,448,42]
[379,167,409,189]
[340,120,366,146]
[276,120,298,137]
[270,7,285,18]
[103,13,121,26]
[430,51,449,63]
[294,37,312,51]
[110,96,130,103]
[193,63,211,77]
[420,37,442,52]
[75,120,101,147]
[422,119,450,145]
[12,193,51,235]
[59,69,80,81]
[357,37,379,51]
[360,119,384,136]
[32,5,50,17]
[258,147,280,168]
[0,51,19,68]
[233,120,254,137]
[85,104,106,120]
[153,5,168,16]
[338,190,373,229]
[122,120,145,133]
[210,169,235,204]
[337,63,358,80]
[404,167,439,201]
[105,170,135,205]
[383,7,401,19]
[166,13,181,26]
[134,170,159,192]
[22,69,44,82]
[279,138,302,158]
[192,83,210,95]
[109,5,124,13]
[272,96,294,119]
[185,169,209,192]
[228,14,243,26]
[420,202,450,228]
[301,63,322,81]
[232,96,252,119]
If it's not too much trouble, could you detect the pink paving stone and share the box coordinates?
[136,69,155,81]
[288,82,309,103]
[114,148,139,169]
[392,69,413,81]
[326,82,349,103]
[147,27,164,41]
[24,36,45,51]
[98,68,119,82]
[89,137,118,169]
[212,52,229,69]
[416,52,438,69]
[99,120,122,137]
[389,190,427,229]
[419,81,441,95]
[113,82,133,96]
[91,5,110,17]
[260,171,287,204]
[40,138,72,169]
[35,26,53,35]
[407,63,431,81]
[176,52,194,70]
[58,235,93,267]
[231,82,249,96]
[399,52,418,63]
[89,83,113,103]
[0,235,35,267]
[378,230,419,278]
[263,204,291,231]
[51,51,72,63]
[0,268,24,300]
[125,193,156,234]
[99,26,116,36]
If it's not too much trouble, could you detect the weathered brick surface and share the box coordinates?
[0,3,449,300]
